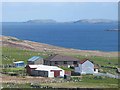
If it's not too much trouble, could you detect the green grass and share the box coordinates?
[2,83,31,88]
[41,81,118,88]
[2,67,25,72]
[73,55,118,67]
[41,76,118,88]
[2,46,49,64]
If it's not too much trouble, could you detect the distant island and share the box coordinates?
[26,19,57,23]
[105,29,120,31]
[25,19,117,24]
[73,19,117,24]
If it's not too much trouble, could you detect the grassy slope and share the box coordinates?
[41,76,118,88]
[2,46,118,65]
[2,46,48,64]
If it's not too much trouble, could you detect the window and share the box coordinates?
[55,61,58,64]
[73,61,77,64]
[64,61,67,64]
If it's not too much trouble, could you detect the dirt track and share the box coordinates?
[1,74,54,84]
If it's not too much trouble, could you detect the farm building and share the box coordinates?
[75,59,98,74]
[26,65,64,78]
[44,54,80,67]
[28,56,43,65]
[13,61,25,67]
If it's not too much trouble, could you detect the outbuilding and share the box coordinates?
[13,61,25,67]
[28,56,43,65]
[26,65,64,78]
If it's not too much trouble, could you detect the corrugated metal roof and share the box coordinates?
[28,65,63,71]
[28,56,43,62]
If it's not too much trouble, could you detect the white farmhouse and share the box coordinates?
[75,59,98,74]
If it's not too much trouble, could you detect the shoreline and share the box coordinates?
[1,35,118,57]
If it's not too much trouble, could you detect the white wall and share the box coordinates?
[60,70,65,77]
[48,70,64,78]
[94,69,98,73]
[48,71,54,77]
[75,64,82,73]
[81,61,94,74]
[75,60,95,74]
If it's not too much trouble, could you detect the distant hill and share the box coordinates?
[26,19,57,23]
[25,19,117,24]
[73,19,117,24]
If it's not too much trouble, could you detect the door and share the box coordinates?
[54,71,60,77]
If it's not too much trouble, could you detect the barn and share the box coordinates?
[28,56,43,65]
[26,65,64,78]
[13,61,25,67]
[75,59,98,74]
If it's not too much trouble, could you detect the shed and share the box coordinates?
[13,61,25,67]
[26,65,64,78]
[28,56,43,65]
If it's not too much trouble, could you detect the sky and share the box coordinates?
[2,2,118,22]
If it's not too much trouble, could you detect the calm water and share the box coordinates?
[2,22,118,52]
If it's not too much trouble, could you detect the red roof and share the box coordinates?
[80,59,89,64]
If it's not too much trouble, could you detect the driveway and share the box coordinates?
[94,73,120,79]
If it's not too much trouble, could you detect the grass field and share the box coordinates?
[41,75,119,88]
[2,46,118,65]
[2,46,48,64]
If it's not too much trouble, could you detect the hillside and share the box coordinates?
[1,36,118,57]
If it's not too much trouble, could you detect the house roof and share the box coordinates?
[80,59,89,64]
[28,56,43,62]
[13,61,24,64]
[45,54,80,61]
[28,65,63,71]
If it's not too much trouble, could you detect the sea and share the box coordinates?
[2,22,118,52]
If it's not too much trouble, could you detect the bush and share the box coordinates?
[94,76,103,80]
